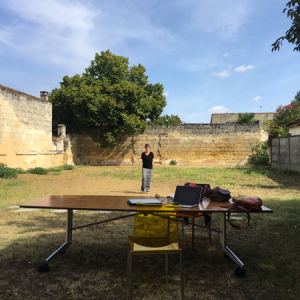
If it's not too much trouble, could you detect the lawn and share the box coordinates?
[0,165,299,300]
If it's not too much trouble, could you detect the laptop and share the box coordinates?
[174,186,202,208]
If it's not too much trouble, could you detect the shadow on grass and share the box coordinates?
[0,199,300,300]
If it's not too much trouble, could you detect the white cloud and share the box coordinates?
[1,0,174,71]
[234,65,253,72]
[223,53,229,57]
[163,92,169,96]
[208,106,228,113]
[252,96,262,102]
[213,69,230,78]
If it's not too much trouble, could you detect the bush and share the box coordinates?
[14,168,27,174]
[27,167,48,175]
[248,141,269,166]
[236,113,256,124]
[47,167,62,172]
[63,164,75,170]
[170,160,177,165]
[0,163,18,179]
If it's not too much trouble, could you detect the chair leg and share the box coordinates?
[129,251,133,300]
[192,218,195,251]
[166,254,168,284]
[127,245,130,284]
[180,249,184,300]
[208,220,212,243]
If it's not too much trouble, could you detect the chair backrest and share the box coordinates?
[133,203,179,246]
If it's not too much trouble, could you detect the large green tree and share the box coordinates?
[51,50,166,147]
[272,0,300,52]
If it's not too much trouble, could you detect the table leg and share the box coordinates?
[220,213,245,274]
[38,209,73,273]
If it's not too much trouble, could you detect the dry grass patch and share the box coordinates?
[0,165,299,299]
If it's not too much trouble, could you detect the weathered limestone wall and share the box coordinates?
[73,124,261,166]
[0,85,69,169]
[210,113,275,124]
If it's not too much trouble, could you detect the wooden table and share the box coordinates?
[20,196,272,276]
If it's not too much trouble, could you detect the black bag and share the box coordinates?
[206,187,231,202]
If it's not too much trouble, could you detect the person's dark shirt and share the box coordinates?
[141,152,154,169]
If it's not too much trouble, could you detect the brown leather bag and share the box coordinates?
[206,187,231,202]
[224,197,263,230]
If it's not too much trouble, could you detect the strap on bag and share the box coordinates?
[221,204,251,230]
[227,206,250,230]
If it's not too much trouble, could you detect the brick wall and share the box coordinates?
[73,124,261,166]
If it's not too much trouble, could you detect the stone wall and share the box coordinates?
[210,113,275,124]
[73,124,261,166]
[0,85,72,169]
[270,135,300,172]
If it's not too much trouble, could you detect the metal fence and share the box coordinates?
[270,135,300,172]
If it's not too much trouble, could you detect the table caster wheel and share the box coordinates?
[234,267,246,278]
[38,262,50,273]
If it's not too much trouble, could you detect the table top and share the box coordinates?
[20,195,273,213]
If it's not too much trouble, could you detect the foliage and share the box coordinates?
[47,167,62,172]
[149,114,182,126]
[295,89,300,101]
[27,167,48,175]
[63,164,75,170]
[14,168,26,174]
[236,113,256,124]
[272,1,300,52]
[0,163,18,179]
[170,159,177,165]
[248,141,269,166]
[263,96,300,137]
[51,50,167,148]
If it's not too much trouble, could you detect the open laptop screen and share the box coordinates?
[174,186,202,205]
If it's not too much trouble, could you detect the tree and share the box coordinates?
[263,93,300,137]
[149,114,183,125]
[51,50,166,147]
[236,113,256,124]
[295,89,300,101]
[271,1,300,52]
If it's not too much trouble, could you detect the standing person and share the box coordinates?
[141,144,154,194]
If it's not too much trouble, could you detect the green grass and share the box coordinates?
[0,165,299,299]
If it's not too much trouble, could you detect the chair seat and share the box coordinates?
[128,236,180,254]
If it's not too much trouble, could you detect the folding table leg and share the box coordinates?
[192,219,195,251]
[220,213,246,277]
[38,209,73,273]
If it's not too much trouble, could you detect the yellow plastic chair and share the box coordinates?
[127,203,184,300]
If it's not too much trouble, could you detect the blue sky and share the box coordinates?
[0,0,299,123]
